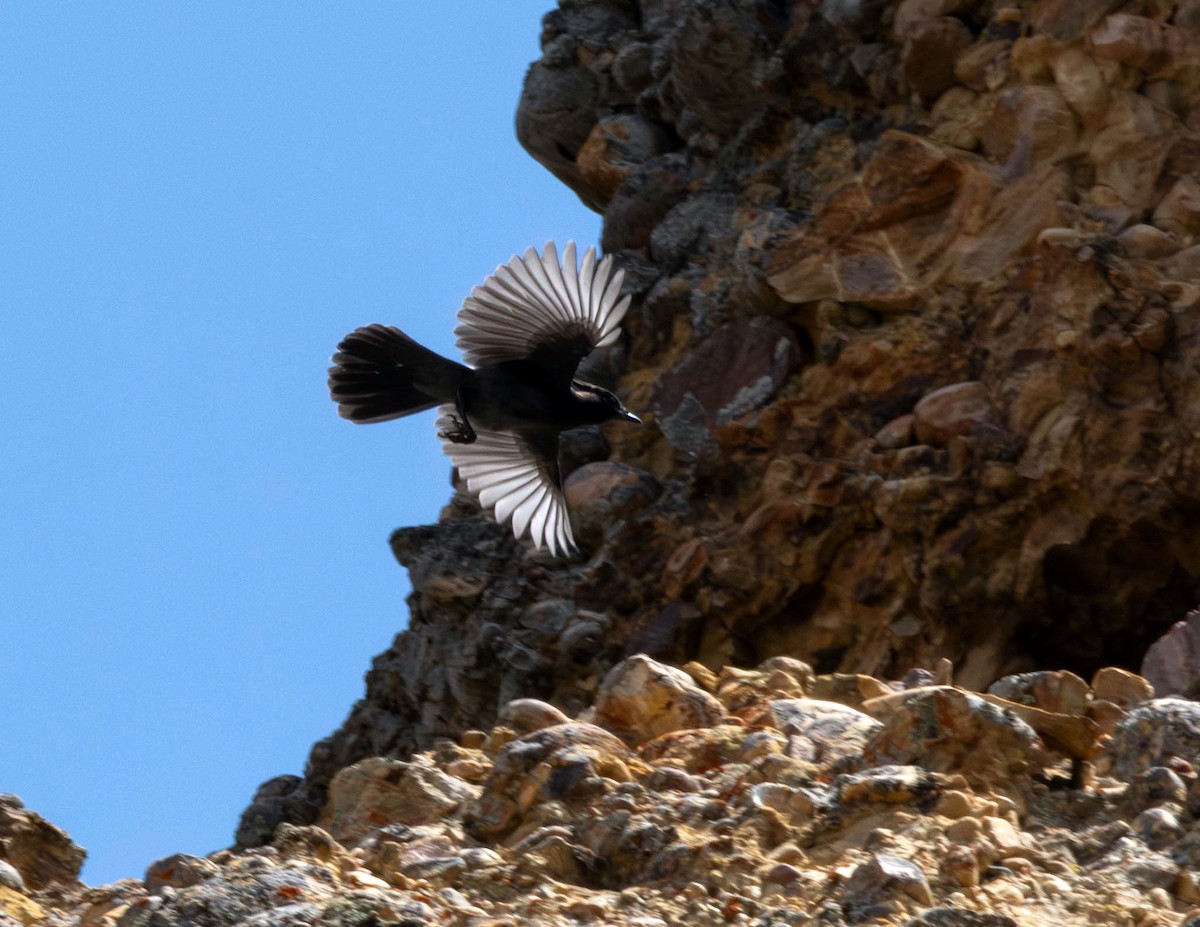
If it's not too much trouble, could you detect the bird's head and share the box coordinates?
[575,381,641,424]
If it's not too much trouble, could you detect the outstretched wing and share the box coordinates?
[436,406,575,557]
[455,241,630,377]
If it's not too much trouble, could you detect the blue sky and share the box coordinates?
[2,5,598,885]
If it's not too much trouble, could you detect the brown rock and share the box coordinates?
[1032,0,1122,40]
[1091,14,1167,71]
[576,114,675,204]
[144,853,220,894]
[981,85,1077,164]
[652,319,804,455]
[0,795,84,891]
[713,657,814,711]
[1050,46,1110,126]
[912,381,994,445]
[988,668,1090,715]
[808,673,894,707]
[903,18,973,101]
[954,40,1012,93]
[763,699,883,764]
[1092,666,1155,706]
[1153,176,1200,237]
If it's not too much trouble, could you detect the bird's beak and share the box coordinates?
[621,410,642,424]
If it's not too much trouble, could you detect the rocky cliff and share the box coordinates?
[242,0,1200,839]
[9,0,1200,924]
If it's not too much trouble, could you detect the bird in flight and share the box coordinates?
[329,241,640,556]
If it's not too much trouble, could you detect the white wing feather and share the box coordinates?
[455,241,629,368]
[436,406,575,556]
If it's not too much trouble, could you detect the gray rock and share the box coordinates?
[1141,609,1200,697]
[905,909,1018,927]
[235,776,320,850]
[844,853,933,910]
[0,860,24,891]
[766,698,882,764]
[1106,698,1200,780]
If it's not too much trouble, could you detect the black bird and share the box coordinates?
[328,241,640,555]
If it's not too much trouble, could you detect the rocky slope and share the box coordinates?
[8,657,1200,925]
[8,0,1200,923]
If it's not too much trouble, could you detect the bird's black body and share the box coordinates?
[330,325,631,433]
[329,242,638,555]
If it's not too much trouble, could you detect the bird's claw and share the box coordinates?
[438,415,476,444]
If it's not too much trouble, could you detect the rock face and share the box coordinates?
[253,0,1200,832]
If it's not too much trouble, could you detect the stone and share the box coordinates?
[576,114,677,204]
[1092,666,1155,706]
[762,699,882,764]
[563,461,661,542]
[844,853,934,909]
[713,657,815,710]
[1141,610,1200,697]
[835,766,946,806]
[1154,176,1200,237]
[320,758,478,844]
[466,722,632,839]
[1105,698,1200,779]
[1091,14,1168,71]
[988,669,1089,715]
[861,687,1038,788]
[590,655,725,745]
[144,854,220,894]
[912,381,995,445]
[652,319,804,456]
[236,775,323,849]
[907,909,1018,927]
[498,699,571,735]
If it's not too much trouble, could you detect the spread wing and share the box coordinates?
[455,241,631,375]
[436,406,575,557]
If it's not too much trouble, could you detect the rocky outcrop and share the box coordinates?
[0,795,84,893]
[247,0,1200,834]
[14,655,1200,925]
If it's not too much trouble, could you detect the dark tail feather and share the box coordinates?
[328,324,467,424]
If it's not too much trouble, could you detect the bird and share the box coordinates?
[328,241,640,557]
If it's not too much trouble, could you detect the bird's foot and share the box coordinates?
[438,415,477,444]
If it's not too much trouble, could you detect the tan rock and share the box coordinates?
[0,796,84,891]
[1092,666,1154,706]
[954,39,1012,93]
[321,758,478,843]
[591,654,725,745]
[0,885,45,926]
[1153,175,1200,237]
[498,699,571,735]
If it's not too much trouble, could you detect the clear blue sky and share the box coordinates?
[2,5,597,885]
